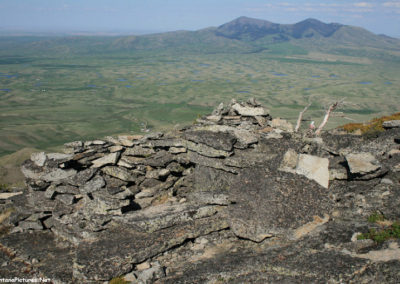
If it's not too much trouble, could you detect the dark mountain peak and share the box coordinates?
[292,18,342,38]
[215,16,343,41]
[218,16,278,29]
[216,16,280,41]
[225,16,276,27]
[298,18,325,25]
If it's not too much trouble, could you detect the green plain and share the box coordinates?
[0,41,399,157]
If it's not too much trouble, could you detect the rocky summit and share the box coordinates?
[0,99,400,283]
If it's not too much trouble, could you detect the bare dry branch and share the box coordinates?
[295,103,312,132]
[315,99,345,135]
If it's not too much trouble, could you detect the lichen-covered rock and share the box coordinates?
[382,120,400,129]
[231,103,268,117]
[42,168,77,182]
[80,175,105,194]
[279,151,330,188]
[227,168,333,242]
[31,152,47,167]
[270,118,294,132]
[346,152,380,175]
[91,152,120,168]
[6,99,400,283]
[101,166,142,182]
[74,216,229,281]
[114,203,222,233]
[124,146,156,157]
[184,130,236,151]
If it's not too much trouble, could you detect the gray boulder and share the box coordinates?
[231,103,268,117]
[345,152,381,175]
[31,152,47,167]
[227,168,333,242]
[41,168,77,182]
[101,166,142,182]
[184,130,236,151]
[80,175,105,194]
[382,120,400,129]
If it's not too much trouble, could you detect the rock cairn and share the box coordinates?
[1,99,400,283]
[17,99,271,243]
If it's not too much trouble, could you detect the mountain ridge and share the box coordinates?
[215,16,343,41]
[0,16,399,59]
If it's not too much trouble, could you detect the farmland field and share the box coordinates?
[0,43,399,159]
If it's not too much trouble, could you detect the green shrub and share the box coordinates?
[0,184,10,191]
[368,212,385,223]
[358,213,400,243]
[357,222,400,243]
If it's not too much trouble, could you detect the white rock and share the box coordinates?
[382,120,400,129]
[109,145,124,153]
[31,152,47,167]
[231,103,268,116]
[91,152,120,168]
[296,154,329,188]
[206,115,222,122]
[270,118,294,132]
[0,191,23,199]
[136,261,151,271]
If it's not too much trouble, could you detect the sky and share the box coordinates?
[0,0,399,37]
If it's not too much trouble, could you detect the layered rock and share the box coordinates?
[0,99,399,283]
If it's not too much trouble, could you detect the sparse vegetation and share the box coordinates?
[0,28,399,158]
[340,112,400,136]
[357,223,400,243]
[358,212,400,243]
[0,183,10,191]
[368,212,385,223]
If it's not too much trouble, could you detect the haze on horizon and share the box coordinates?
[0,0,399,37]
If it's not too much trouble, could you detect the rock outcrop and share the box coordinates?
[1,99,399,283]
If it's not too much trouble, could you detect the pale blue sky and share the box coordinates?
[0,0,399,37]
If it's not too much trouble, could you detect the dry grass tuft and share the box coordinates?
[340,112,400,136]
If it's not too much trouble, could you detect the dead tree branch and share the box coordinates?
[295,103,312,132]
[315,98,346,136]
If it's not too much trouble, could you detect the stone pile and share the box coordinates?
[15,99,272,244]
[1,99,400,283]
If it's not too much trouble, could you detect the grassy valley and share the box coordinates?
[0,17,399,183]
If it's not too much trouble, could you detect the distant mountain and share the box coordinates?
[1,16,399,58]
[215,16,342,41]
